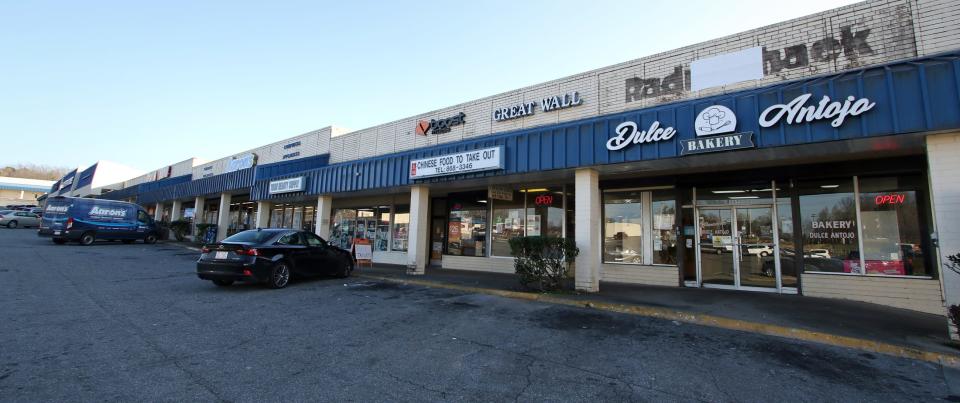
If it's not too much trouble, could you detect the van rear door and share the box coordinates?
[41,199,72,232]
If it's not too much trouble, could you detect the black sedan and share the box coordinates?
[196,229,354,289]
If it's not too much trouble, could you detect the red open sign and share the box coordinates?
[534,195,554,206]
[874,193,906,206]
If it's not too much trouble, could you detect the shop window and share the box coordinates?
[392,205,409,252]
[354,208,378,249]
[330,209,357,250]
[302,206,315,233]
[776,192,797,287]
[270,207,283,228]
[798,179,858,273]
[491,191,525,257]
[603,190,644,264]
[603,188,678,266]
[526,188,564,239]
[374,206,391,252]
[447,191,488,257]
[857,176,929,276]
[283,206,295,229]
[651,190,676,265]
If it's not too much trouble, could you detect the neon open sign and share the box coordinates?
[874,193,906,206]
[534,195,554,206]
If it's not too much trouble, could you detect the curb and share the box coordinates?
[357,273,960,368]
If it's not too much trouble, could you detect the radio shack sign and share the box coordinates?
[409,146,504,179]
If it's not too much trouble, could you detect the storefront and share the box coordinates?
[94,1,960,334]
[242,50,951,316]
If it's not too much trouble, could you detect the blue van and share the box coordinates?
[38,196,161,245]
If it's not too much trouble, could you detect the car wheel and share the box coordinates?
[79,232,95,246]
[143,234,157,244]
[7,221,17,229]
[53,238,67,245]
[212,279,233,287]
[716,249,722,255]
[337,258,354,278]
[267,262,291,289]
[760,251,770,257]
[122,239,135,244]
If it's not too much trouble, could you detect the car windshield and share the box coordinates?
[222,230,276,244]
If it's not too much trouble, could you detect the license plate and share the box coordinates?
[215,251,228,260]
[54,231,61,235]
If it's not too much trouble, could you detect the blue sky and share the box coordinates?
[1,0,856,172]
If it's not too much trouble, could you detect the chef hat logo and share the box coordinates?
[695,105,736,137]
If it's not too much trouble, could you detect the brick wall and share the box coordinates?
[801,273,944,314]
[327,0,950,164]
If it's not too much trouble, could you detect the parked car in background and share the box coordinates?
[744,244,773,256]
[197,229,354,289]
[808,249,831,259]
[37,196,160,245]
[0,211,40,228]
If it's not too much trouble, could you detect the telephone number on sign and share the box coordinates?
[429,163,474,174]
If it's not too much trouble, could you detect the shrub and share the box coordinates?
[195,223,217,244]
[508,236,579,292]
[168,219,192,242]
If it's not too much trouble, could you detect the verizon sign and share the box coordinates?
[409,146,504,179]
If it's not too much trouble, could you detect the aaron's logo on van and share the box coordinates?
[45,205,69,213]
[89,206,126,218]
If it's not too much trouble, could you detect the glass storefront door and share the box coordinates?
[698,206,778,291]
[736,207,776,289]
[699,208,735,286]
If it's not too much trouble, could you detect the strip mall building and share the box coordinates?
[51,0,960,334]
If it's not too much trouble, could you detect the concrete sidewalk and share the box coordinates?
[357,264,960,364]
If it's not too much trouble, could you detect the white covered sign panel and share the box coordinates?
[690,47,763,92]
[269,176,305,194]
[409,146,504,179]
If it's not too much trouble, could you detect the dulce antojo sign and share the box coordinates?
[605,121,676,151]
[759,94,875,128]
[409,146,503,179]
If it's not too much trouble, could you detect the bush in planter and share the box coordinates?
[508,236,579,292]
[168,219,192,242]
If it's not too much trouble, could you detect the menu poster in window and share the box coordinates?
[448,219,462,255]
[654,214,674,230]
[526,215,541,236]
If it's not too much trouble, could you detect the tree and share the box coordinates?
[0,164,71,180]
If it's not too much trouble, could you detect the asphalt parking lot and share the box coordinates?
[0,228,957,402]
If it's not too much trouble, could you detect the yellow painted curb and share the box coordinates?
[357,273,960,368]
